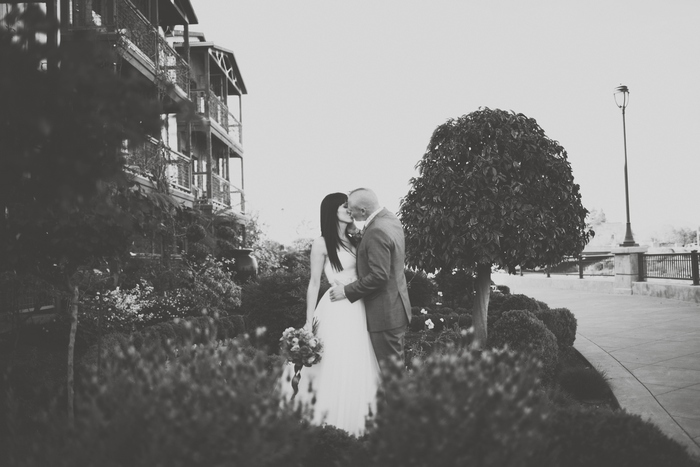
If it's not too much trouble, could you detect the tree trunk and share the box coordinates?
[66,283,79,426]
[471,264,492,350]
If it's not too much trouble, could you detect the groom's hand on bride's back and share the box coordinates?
[329,284,347,302]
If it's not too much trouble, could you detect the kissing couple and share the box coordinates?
[280,188,412,436]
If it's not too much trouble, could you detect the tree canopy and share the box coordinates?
[400,108,591,274]
[399,108,592,348]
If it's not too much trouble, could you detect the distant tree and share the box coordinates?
[673,227,697,247]
[587,208,607,227]
[0,6,162,421]
[400,108,591,348]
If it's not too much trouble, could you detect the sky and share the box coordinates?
[193,0,700,245]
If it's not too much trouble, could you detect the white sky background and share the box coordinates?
[194,0,700,245]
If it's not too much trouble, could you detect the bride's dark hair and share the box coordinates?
[320,192,352,272]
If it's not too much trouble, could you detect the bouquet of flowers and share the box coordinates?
[279,323,323,398]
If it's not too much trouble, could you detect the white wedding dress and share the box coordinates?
[280,247,381,437]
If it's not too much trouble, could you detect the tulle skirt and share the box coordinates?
[280,291,380,437]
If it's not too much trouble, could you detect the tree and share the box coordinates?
[0,6,162,421]
[399,108,591,348]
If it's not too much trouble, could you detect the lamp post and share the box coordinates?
[614,85,638,247]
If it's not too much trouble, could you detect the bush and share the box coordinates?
[558,367,611,400]
[455,307,470,315]
[488,290,508,311]
[367,347,551,466]
[458,313,473,328]
[10,337,317,467]
[242,269,328,352]
[302,425,369,467]
[488,310,559,382]
[433,269,474,308]
[533,307,577,349]
[536,406,699,467]
[495,285,510,294]
[404,269,436,307]
[77,315,247,375]
[499,294,541,313]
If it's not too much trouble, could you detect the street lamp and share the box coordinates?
[614,85,638,247]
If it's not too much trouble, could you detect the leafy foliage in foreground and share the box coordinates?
[367,347,550,467]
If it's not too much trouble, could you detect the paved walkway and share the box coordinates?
[493,274,700,459]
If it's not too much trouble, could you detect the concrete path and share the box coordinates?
[493,274,700,459]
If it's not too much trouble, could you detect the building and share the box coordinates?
[2,0,248,233]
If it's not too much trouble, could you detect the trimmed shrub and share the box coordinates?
[495,285,510,294]
[404,269,436,307]
[11,337,317,467]
[536,406,699,467]
[533,307,577,348]
[499,294,540,313]
[558,367,612,400]
[367,347,551,466]
[488,310,559,382]
[488,290,508,311]
[433,306,454,316]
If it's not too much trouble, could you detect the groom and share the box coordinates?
[329,188,411,367]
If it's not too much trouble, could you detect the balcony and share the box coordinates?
[125,137,192,195]
[193,89,242,150]
[68,0,190,96]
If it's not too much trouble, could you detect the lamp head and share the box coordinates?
[614,85,630,109]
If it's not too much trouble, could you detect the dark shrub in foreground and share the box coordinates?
[10,337,313,467]
[488,310,559,382]
[367,347,550,467]
[533,307,577,348]
[536,406,699,467]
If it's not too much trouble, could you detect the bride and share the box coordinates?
[280,192,381,437]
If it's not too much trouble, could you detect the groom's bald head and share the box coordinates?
[347,188,380,221]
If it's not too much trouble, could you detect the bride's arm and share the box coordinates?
[305,237,326,329]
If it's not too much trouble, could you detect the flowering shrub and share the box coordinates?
[79,256,241,342]
[367,346,551,466]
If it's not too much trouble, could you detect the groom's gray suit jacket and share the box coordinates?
[344,208,411,332]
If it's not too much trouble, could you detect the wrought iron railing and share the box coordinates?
[68,0,189,95]
[192,89,243,145]
[124,137,192,193]
[547,254,615,278]
[644,252,700,284]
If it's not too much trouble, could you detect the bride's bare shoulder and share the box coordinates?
[311,236,327,255]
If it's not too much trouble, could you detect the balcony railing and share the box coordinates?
[124,137,192,193]
[69,0,189,95]
[211,173,231,208]
[193,89,242,145]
